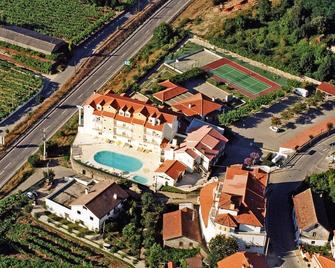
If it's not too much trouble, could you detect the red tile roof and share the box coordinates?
[185,254,203,268]
[163,208,202,243]
[85,93,177,131]
[199,182,218,227]
[293,188,329,232]
[215,213,238,227]
[217,252,268,268]
[314,255,335,268]
[172,93,222,117]
[318,82,335,96]
[153,80,188,102]
[155,160,187,181]
[199,165,268,228]
[176,125,228,161]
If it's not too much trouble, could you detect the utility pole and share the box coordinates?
[43,128,47,161]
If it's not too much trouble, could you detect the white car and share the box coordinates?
[269,126,280,132]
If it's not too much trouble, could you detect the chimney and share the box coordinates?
[85,188,89,195]
[93,90,96,95]
[113,193,118,200]
[188,103,192,108]
[211,97,216,102]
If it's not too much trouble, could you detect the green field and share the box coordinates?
[0,60,43,120]
[0,0,116,44]
[212,64,270,94]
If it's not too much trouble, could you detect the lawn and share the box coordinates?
[0,60,43,120]
[0,0,116,44]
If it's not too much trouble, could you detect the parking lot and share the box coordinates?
[231,96,335,151]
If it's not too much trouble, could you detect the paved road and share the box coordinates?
[266,134,335,268]
[0,0,192,187]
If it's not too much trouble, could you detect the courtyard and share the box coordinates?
[72,132,161,186]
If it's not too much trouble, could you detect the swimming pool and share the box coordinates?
[132,176,149,185]
[94,151,143,172]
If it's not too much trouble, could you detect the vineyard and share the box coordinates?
[0,60,43,120]
[0,194,126,267]
[0,0,116,45]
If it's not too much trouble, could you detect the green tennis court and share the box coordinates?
[212,64,271,94]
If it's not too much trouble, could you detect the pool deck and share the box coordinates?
[73,133,160,186]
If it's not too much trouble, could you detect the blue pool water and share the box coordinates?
[132,176,149,185]
[94,151,143,172]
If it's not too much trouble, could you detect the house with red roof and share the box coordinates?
[163,208,203,250]
[81,93,178,154]
[199,164,268,253]
[153,81,188,102]
[217,252,268,268]
[317,82,335,98]
[311,254,335,268]
[164,125,228,172]
[292,188,330,246]
[171,93,223,120]
[154,160,187,187]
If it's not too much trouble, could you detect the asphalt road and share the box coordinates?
[0,0,192,187]
[266,134,335,268]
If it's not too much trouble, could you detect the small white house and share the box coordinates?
[46,178,129,231]
[154,160,187,187]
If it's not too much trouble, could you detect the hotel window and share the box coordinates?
[90,216,93,221]
[179,241,183,247]
[77,210,81,215]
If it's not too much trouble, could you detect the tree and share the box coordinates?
[208,235,238,267]
[43,169,55,184]
[271,116,282,126]
[153,23,173,46]
[244,157,253,167]
[147,243,166,268]
[28,154,40,168]
[250,152,260,165]
[257,0,272,22]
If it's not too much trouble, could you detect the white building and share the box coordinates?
[154,160,187,187]
[164,125,228,172]
[45,178,129,231]
[199,165,268,253]
[80,93,178,154]
[292,188,330,247]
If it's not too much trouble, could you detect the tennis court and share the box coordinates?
[212,64,270,94]
[202,57,281,99]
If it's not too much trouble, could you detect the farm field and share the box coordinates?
[0,194,127,267]
[0,60,43,120]
[0,0,116,45]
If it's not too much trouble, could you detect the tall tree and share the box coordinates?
[208,235,239,267]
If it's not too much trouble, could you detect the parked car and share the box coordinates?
[269,126,280,132]
[25,191,38,200]
[293,87,309,97]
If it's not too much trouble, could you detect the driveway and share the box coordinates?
[231,96,335,151]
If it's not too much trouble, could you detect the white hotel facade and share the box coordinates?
[79,93,178,155]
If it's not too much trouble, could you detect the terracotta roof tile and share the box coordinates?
[185,254,203,268]
[215,213,238,227]
[314,255,335,268]
[155,160,187,181]
[293,188,329,232]
[172,93,222,117]
[154,80,188,102]
[318,82,335,96]
[199,182,218,227]
[163,208,202,243]
[85,93,177,132]
[217,252,268,268]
